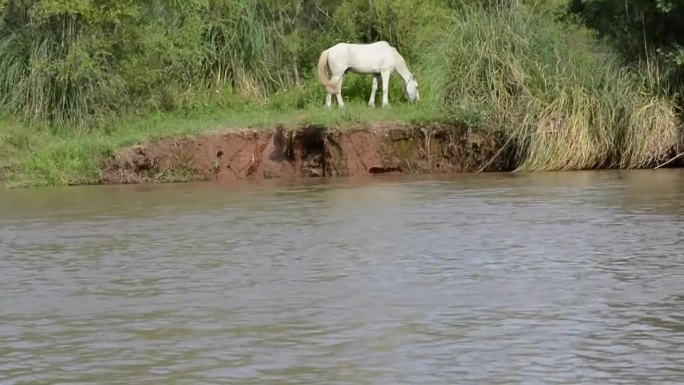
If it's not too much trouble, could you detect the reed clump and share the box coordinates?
[423,2,681,170]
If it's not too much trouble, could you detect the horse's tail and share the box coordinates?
[317,49,338,93]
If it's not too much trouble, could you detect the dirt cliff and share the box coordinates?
[103,123,515,184]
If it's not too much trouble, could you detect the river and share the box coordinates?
[1,170,683,384]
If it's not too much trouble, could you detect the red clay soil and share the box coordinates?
[103,123,513,184]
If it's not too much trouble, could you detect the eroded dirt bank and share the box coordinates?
[103,123,514,184]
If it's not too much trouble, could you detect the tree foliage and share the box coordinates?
[570,0,684,64]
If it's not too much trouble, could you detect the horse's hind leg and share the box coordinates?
[333,75,345,109]
[368,75,379,108]
[325,74,342,109]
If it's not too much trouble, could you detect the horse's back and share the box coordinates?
[360,41,392,49]
[327,41,396,73]
[339,41,392,53]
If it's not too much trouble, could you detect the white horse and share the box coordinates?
[316,41,420,109]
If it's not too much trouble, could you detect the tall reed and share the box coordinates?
[422,2,681,170]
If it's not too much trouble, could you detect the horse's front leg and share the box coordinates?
[381,71,390,108]
[326,93,332,109]
[368,75,379,108]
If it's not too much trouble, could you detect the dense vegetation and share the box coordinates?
[0,0,436,126]
[0,0,682,187]
[570,0,684,66]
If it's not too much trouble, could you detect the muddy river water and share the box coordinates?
[1,170,683,384]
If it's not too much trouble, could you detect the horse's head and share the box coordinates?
[405,75,420,103]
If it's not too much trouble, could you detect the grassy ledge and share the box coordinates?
[0,103,452,188]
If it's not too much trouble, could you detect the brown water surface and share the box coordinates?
[1,170,683,384]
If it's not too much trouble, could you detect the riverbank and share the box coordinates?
[102,123,513,185]
[3,104,683,189]
[0,105,459,188]
[101,124,684,186]
[2,116,682,188]
[0,107,512,187]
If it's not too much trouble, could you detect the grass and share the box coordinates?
[0,100,451,188]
